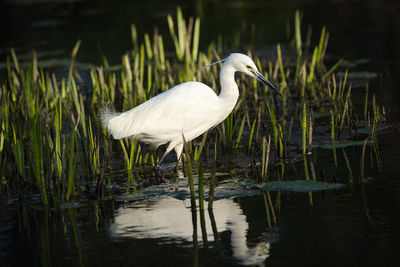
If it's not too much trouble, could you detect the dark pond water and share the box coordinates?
[1,138,400,266]
[1,0,400,266]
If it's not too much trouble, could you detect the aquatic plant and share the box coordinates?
[0,8,386,205]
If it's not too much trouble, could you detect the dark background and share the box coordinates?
[1,0,399,66]
[1,0,398,116]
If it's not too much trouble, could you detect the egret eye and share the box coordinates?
[246,65,252,70]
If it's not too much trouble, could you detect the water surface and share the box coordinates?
[1,0,400,266]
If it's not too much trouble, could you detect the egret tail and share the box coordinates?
[100,106,120,129]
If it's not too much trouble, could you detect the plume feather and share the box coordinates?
[100,106,120,129]
[199,58,225,71]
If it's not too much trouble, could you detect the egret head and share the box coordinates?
[227,53,281,96]
[201,53,281,96]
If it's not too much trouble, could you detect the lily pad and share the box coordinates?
[116,180,260,202]
[116,178,343,202]
[221,178,259,188]
[313,112,331,119]
[357,125,391,134]
[59,202,83,209]
[211,182,260,200]
[322,139,375,149]
[340,59,370,68]
[116,184,189,201]
[337,71,377,80]
[261,180,344,192]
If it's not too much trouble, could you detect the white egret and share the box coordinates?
[101,53,280,164]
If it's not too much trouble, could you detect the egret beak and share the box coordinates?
[253,71,281,97]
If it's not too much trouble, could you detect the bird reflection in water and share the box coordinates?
[109,198,274,266]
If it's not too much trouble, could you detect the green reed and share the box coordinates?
[193,131,207,162]
[167,7,201,63]
[276,44,287,99]
[316,26,327,65]
[301,102,307,155]
[0,8,386,205]
[267,102,279,155]
[261,135,271,180]
[198,161,205,212]
[294,10,302,86]
[54,99,62,179]
[120,139,136,172]
[12,125,25,180]
[248,118,257,153]
[66,131,76,201]
[222,112,235,147]
[183,137,196,210]
[31,114,48,204]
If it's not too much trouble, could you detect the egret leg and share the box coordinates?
[174,143,183,162]
[173,143,184,170]
[157,142,176,166]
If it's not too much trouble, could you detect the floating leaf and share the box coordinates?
[262,180,344,192]
[340,59,370,68]
[59,202,82,210]
[116,178,342,202]
[115,181,260,202]
[313,112,331,119]
[116,184,188,201]
[221,178,259,188]
[357,125,391,135]
[322,139,375,149]
[211,182,260,200]
[337,71,377,80]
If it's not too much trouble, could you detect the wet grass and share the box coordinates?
[0,7,386,205]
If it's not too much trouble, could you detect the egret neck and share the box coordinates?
[218,64,239,114]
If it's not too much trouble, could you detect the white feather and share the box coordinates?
[100,53,279,162]
[100,107,120,129]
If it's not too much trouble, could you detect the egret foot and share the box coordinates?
[154,161,179,172]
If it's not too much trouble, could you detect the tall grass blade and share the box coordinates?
[66,131,76,201]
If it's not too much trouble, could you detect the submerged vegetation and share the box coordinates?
[0,8,385,206]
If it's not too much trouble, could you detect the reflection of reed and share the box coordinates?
[341,148,354,183]
[360,183,372,224]
[208,208,221,253]
[303,156,314,205]
[360,138,368,181]
[39,207,51,267]
[190,197,199,267]
[68,209,85,267]
[208,162,217,210]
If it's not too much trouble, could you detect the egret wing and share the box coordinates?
[107,82,221,145]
